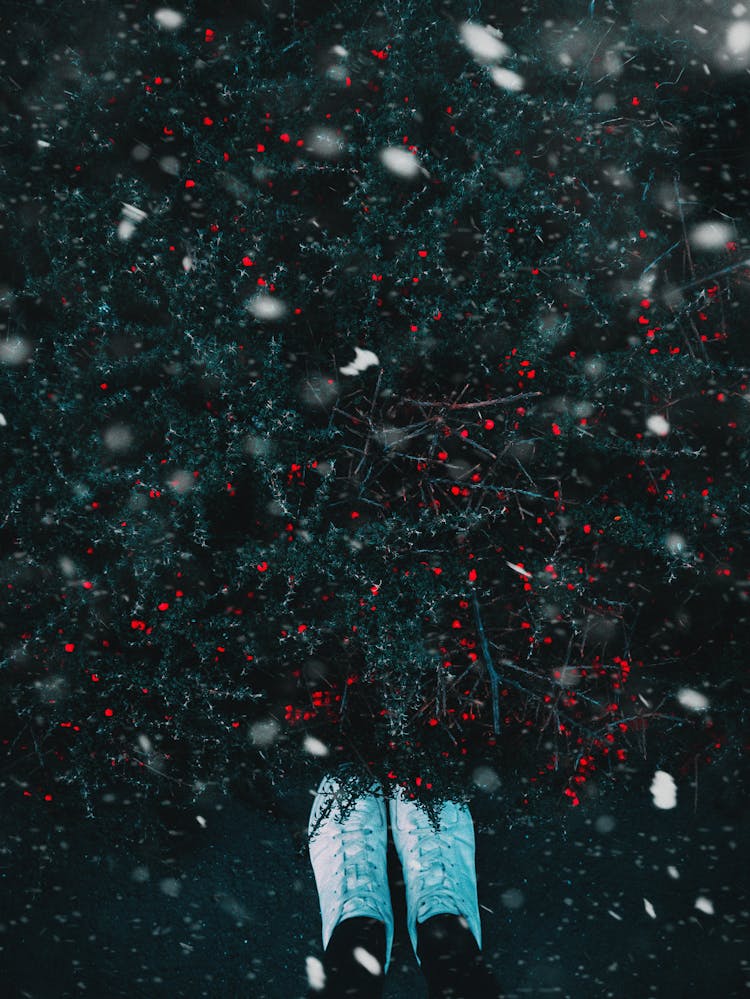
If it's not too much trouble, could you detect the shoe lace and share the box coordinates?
[338,821,375,865]
[410,827,454,900]
[334,824,384,916]
[310,779,384,896]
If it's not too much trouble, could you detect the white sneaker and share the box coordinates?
[389,785,482,966]
[308,772,395,973]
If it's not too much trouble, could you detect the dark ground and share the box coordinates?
[1,754,747,999]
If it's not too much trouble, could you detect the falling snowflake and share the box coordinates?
[103,424,134,453]
[505,560,532,578]
[0,337,32,366]
[303,735,330,757]
[694,896,715,915]
[154,8,185,30]
[159,877,181,897]
[306,956,326,992]
[339,346,379,376]
[353,948,381,976]
[306,127,346,159]
[726,19,750,55]
[490,66,525,92]
[458,21,510,62]
[472,765,500,792]
[688,221,735,250]
[500,888,525,909]
[650,770,677,809]
[664,532,687,554]
[247,295,287,320]
[676,687,709,711]
[379,147,423,179]
[118,203,147,241]
[166,469,195,495]
[595,815,616,834]
[646,414,670,437]
[122,203,147,223]
[249,718,281,747]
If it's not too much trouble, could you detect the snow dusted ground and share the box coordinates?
[1,755,747,998]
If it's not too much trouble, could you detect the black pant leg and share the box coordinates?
[416,914,503,999]
[308,916,387,999]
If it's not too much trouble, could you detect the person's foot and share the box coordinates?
[417,913,503,998]
[388,785,482,966]
[308,771,395,973]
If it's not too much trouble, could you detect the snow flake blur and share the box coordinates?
[458,21,511,63]
[306,956,326,991]
[378,146,423,179]
[339,347,379,376]
[247,295,287,320]
[726,19,750,57]
[650,771,677,810]
[694,896,715,915]
[646,414,670,437]
[117,203,147,241]
[353,948,381,976]
[0,337,31,366]
[489,66,525,93]
[153,8,185,30]
[688,221,735,251]
[303,735,329,757]
[306,127,346,160]
[676,688,709,711]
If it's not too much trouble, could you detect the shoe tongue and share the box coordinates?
[438,802,459,826]
[395,797,459,831]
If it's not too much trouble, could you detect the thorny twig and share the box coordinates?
[471,592,500,735]
[673,173,710,361]
[354,367,383,479]
[401,390,543,411]
[675,253,750,291]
